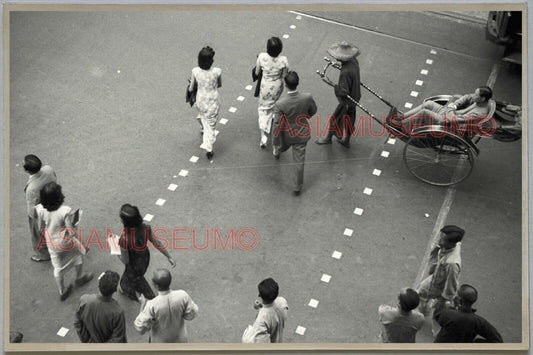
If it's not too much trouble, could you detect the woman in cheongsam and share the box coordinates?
[255,37,289,148]
[188,46,222,160]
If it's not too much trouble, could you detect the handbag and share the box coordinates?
[252,66,262,98]
[186,79,197,107]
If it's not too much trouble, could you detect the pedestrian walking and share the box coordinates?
[74,270,126,343]
[433,284,503,343]
[188,46,222,160]
[271,71,317,196]
[35,182,93,301]
[23,154,57,262]
[417,225,464,315]
[244,277,288,343]
[134,268,198,343]
[117,204,176,302]
[316,41,361,148]
[378,288,425,343]
[254,37,289,149]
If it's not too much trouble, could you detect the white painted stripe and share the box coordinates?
[215,130,220,136]
[237,96,245,101]
[283,34,290,39]
[143,214,154,222]
[344,228,353,237]
[372,169,382,176]
[229,107,237,113]
[354,208,364,215]
[155,199,166,206]
[387,138,396,145]
[290,25,296,29]
[245,85,253,91]
[430,49,437,54]
[332,251,342,259]
[178,169,189,177]
[421,69,429,75]
[168,184,178,191]
[321,274,331,283]
[57,327,69,337]
[410,91,419,97]
[219,118,228,125]
[426,59,434,65]
[381,151,390,158]
[308,299,319,308]
[363,187,373,195]
[295,326,306,335]
[404,102,413,109]
[416,80,424,86]
[189,156,199,163]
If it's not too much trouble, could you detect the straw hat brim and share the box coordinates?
[327,41,361,61]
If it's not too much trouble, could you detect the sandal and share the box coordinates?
[30,255,50,262]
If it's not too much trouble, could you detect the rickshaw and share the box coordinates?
[316,57,522,186]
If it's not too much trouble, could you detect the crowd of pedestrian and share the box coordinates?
[18,35,504,344]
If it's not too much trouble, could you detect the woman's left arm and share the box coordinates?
[188,70,197,92]
[217,72,222,88]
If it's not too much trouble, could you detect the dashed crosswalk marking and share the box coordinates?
[372,169,382,176]
[332,251,343,259]
[344,228,353,237]
[295,15,302,20]
[421,69,429,75]
[404,102,413,109]
[321,274,332,283]
[219,118,228,125]
[354,208,364,216]
[168,184,178,191]
[416,80,424,86]
[189,156,199,163]
[178,169,189,177]
[426,59,434,65]
[155,198,166,206]
[410,91,419,97]
[237,96,245,101]
[290,25,296,29]
[245,85,253,90]
[143,214,154,222]
[363,187,373,195]
[308,299,319,308]
[57,327,69,337]
[387,138,396,145]
[229,107,237,113]
[283,34,290,39]
[430,49,437,54]
[295,326,306,335]
[381,151,390,158]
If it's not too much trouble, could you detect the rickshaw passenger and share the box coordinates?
[390,86,492,130]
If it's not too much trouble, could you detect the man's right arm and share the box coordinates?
[449,94,474,110]
[74,298,91,343]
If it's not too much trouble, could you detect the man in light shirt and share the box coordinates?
[134,269,198,343]
[249,277,288,343]
[378,288,424,343]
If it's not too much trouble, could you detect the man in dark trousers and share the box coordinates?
[272,71,317,196]
[74,270,126,343]
[23,154,57,262]
[433,284,503,343]
[316,41,361,148]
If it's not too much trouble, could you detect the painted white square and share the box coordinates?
[381,151,390,158]
[416,80,424,86]
[57,327,69,337]
[421,69,429,75]
[143,214,154,222]
[410,91,419,97]
[425,213,430,217]
[295,326,306,335]
[321,274,332,283]
[229,107,237,113]
[237,96,245,101]
[283,34,290,39]
[354,208,364,216]
[387,138,396,145]
[344,228,353,237]
[372,169,382,176]
[426,59,434,65]
[189,156,199,163]
[290,25,296,29]
[296,15,302,20]
[332,251,343,259]
[245,85,253,91]
[179,169,189,177]
[155,198,166,206]
[219,118,228,125]
[168,184,178,191]
[430,49,437,54]
[215,130,220,136]
[308,299,319,308]
[363,187,373,195]
[404,102,413,109]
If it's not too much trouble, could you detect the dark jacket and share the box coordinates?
[334,59,361,106]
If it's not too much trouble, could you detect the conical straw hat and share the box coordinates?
[327,41,361,61]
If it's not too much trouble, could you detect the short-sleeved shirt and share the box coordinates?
[378,305,425,343]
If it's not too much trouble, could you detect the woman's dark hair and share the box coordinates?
[120,204,143,228]
[198,46,215,70]
[40,182,65,212]
[23,154,42,174]
[267,37,283,58]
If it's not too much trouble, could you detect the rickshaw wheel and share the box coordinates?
[403,131,475,186]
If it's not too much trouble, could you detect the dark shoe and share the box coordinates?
[9,331,23,343]
[31,255,50,262]
[336,137,350,148]
[60,284,73,301]
[315,138,332,145]
[75,272,94,287]
[206,151,213,160]
[273,147,280,159]
[293,190,301,196]
[259,143,266,149]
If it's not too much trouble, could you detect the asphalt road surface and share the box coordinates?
[7,9,523,347]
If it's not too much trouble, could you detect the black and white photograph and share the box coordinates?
[2,2,528,352]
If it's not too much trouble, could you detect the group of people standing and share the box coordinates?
[187,37,361,195]
[378,225,503,343]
